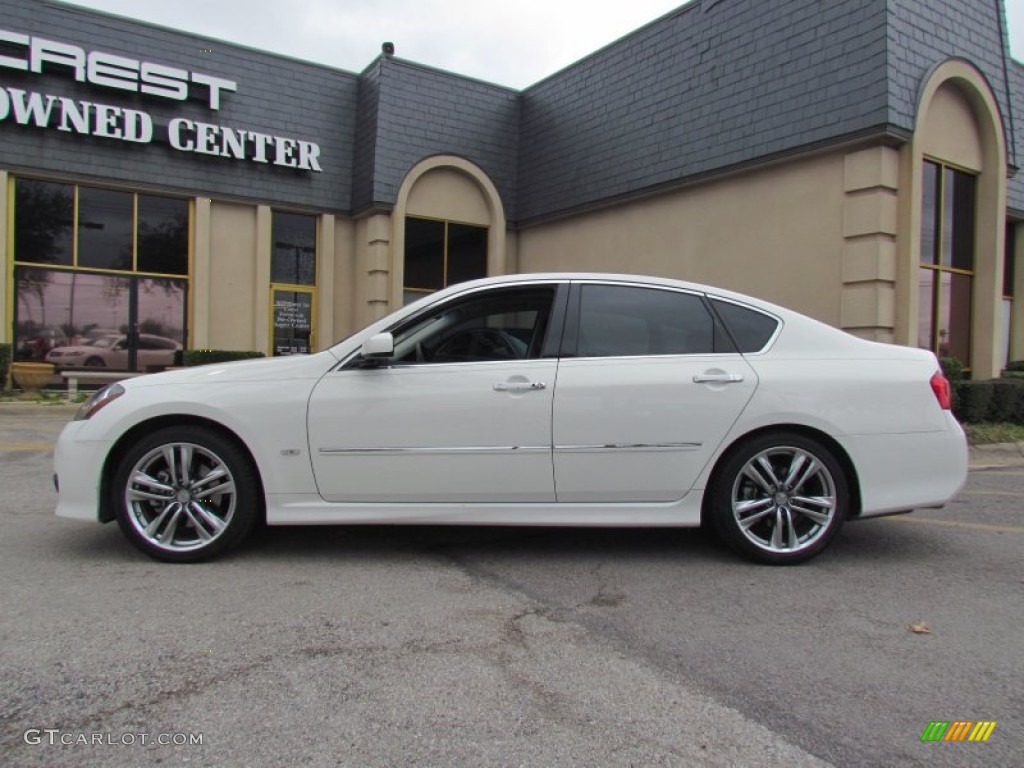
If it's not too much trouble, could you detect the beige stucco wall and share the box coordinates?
[920,83,984,172]
[406,168,491,224]
[207,202,259,352]
[330,215,356,343]
[516,152,848,327]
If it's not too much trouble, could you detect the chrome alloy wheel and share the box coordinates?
[124,441,237,553]
[731,445,837,555]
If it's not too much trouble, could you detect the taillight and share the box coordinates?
[930,371,952,410]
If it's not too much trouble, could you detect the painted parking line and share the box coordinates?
[883,517,1023,535]
[0,441,55,452]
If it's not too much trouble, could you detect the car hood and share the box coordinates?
[123,350,339,389]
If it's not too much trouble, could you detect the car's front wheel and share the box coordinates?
[710,432,849,565]
[112,426,260,562]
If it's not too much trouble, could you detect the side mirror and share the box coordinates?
[362,332,395,358]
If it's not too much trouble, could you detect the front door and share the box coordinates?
[307,284,561,503]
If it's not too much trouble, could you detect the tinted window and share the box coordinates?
[446,224,488,285]
[272,212,317,285]
[390,286,555,364]
[577,285,715,357]
[137,195,189,275]
[404,218,445,292]
[78,187,133,271]
[14,179,74,266]
[712,299,779,352]
[403,218,488,305]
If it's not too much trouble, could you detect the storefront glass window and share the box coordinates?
[272,289,314,356]
[404,218,445,296]
[403,217,487,305]
[270,212,317,356]
[272,212,316,286]
[11,178,190,371]
[919,160,975,368]
[137,196,189,275]
[13,180,74,266]
[446,224,488,286]
[77,187,133,271]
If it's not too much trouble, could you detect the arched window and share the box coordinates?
[403,217,487,305]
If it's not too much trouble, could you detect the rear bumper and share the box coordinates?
[842,416,968,518]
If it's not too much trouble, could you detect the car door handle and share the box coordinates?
[692,373,744,383]
[493,381,546,392]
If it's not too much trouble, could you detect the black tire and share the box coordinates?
[112,425,261,563]
[710,432,849,565]
[84,357,106,367]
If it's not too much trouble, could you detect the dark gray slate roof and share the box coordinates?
[516,0,892,222]
[354,59,520,219]
[1009,60,1024,216]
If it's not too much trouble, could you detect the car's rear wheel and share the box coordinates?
[710,432,848,565]
[112,426,259,562]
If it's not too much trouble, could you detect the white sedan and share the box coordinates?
[46,334,182,371]
[54,274,968,565]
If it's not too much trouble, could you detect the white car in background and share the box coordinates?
[46,334,181,371]
[53,274,968,564]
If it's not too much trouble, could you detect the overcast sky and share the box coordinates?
[63,0,1024,90]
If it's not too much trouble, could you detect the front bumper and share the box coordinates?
[53,420,112,522]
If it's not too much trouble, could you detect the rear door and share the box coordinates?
[552,282,758,502]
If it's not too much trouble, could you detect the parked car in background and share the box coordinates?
[54,273,968,565]
[46,334,182,371]
[75,327,121,346]
[17,327,67,361]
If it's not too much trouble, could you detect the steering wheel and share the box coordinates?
[433,328,521,361]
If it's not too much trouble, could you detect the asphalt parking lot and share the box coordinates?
[0,403,1021,767]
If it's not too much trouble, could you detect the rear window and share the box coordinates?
[712,299,779,353]
[577,285,716,357]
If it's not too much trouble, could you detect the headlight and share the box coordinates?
[74,383,125,421]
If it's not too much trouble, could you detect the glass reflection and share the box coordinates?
[137,196,188,275]
[78,187,133,271]
[14,180,74,266]
[14,268,186,371]
[272,213,316,285]
[937,272,972,362]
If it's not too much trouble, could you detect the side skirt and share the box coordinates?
[264,491,706,527]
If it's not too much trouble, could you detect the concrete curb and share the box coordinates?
[0,401,79,416]
[968,442,1024,470]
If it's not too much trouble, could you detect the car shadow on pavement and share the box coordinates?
[243,524,735,564]
[46,514,962,568]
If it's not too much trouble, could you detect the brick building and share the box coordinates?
[2,0,1022,376]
